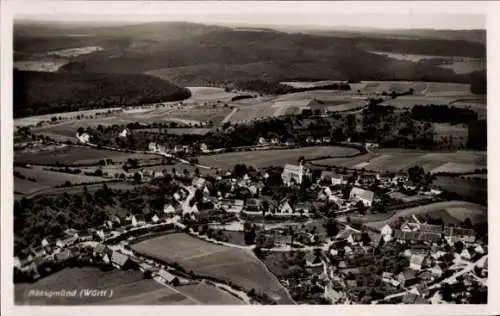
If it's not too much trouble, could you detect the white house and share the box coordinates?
[41,238,49,247]
[349,187,374,207]
[461,249,472,261]
[474,245,485,255]
[380,224,393,242]
[281,162,311,186]
[77,133,90,144]
[131,216,138,227]
[200,143,209,153]
[430,265,443,277]
[163,204,176,214]
[96,230,105,240]
[409,254,426,271]
[279,201,294,215]
[151,214,160,223]
[119,128,130,138]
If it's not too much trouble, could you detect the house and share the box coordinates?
[151,214,160,223]
[461,249,472,260]
[474,245,485,255]
[77,133,90,144]
[157,269,179,285]
[398,269,419,287]
[324,284,344,304]
[111,251,135,269]
[55,249,73,262]
[281,162,311,186]
[119,128,130,138]
[246,198,262,212]
[349,187,374,207]
[226,200,244,213]
[56,236,78,249]
[344,246,353,255]
[320,171,346,185]
[294,202,310,215]
[192,177,206,190]
[394,230,441,244]
[163,204,177,215]
[429,264,443,277]
[95,230,105,240]
[417,271,434,283]
[409,254,427,271]
[274,234,292,248]
[279,201,294,215]
[382,272,394,283]
[380,224,393,242]
[94,243,108,256]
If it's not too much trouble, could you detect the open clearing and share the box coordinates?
[199,146,360,169]
[15,146,157,165]
[15,267,243,305]
[311,149,486,174]
[131,233,294,304]
[364,200,486,230]
[186,87,240,103]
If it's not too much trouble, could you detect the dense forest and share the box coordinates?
[411,105,478,124]
[13,70,191,118]
[57,29,475,85]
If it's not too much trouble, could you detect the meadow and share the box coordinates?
[363,200,487,230]
[14,166,106,195]
[199,146,361,169]
[310,149,486,174]
[131,233,294,304]
[15,146,157,165]
[15,267,243,305]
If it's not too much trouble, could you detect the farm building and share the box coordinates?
[110,251,136,270]
[163,204,177,215]
[349,187,374,207]
[246,198,262,212]
[394,230,441,243]
[398,269,419,288]
[380,224,393,242]
[320,171,347,185]
[157,269,179,285]
[119,128,130,138]
[278,201,294,215]
[281,162,311,186]
[409,254,428,271]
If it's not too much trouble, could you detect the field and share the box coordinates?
[363,200,487,230]
[47,46,103,58]
[15,146,157,165]
[434,176,487,204]
[186,87,240,103]
[131,233,295,304]
[367,51,485,74]
[135,128,211,135]
[15,267,243,305]
[14,59,69,72]
[439,60,486,74]
[14,166,106,195]
[199,146,361,169]
[310,149,486,174]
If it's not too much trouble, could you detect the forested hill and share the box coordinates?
[60,29,472,85]
[13,70,191,118]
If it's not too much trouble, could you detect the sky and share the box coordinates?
[11,1,488,30]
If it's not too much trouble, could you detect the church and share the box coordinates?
[281,162,311,186]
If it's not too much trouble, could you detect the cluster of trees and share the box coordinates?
[14,70,191,118]
[411,105,478,124]
[14,175,182,256]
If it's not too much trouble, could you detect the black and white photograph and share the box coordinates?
[1,0,496,312]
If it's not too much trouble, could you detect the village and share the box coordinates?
[13,147,488,304]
